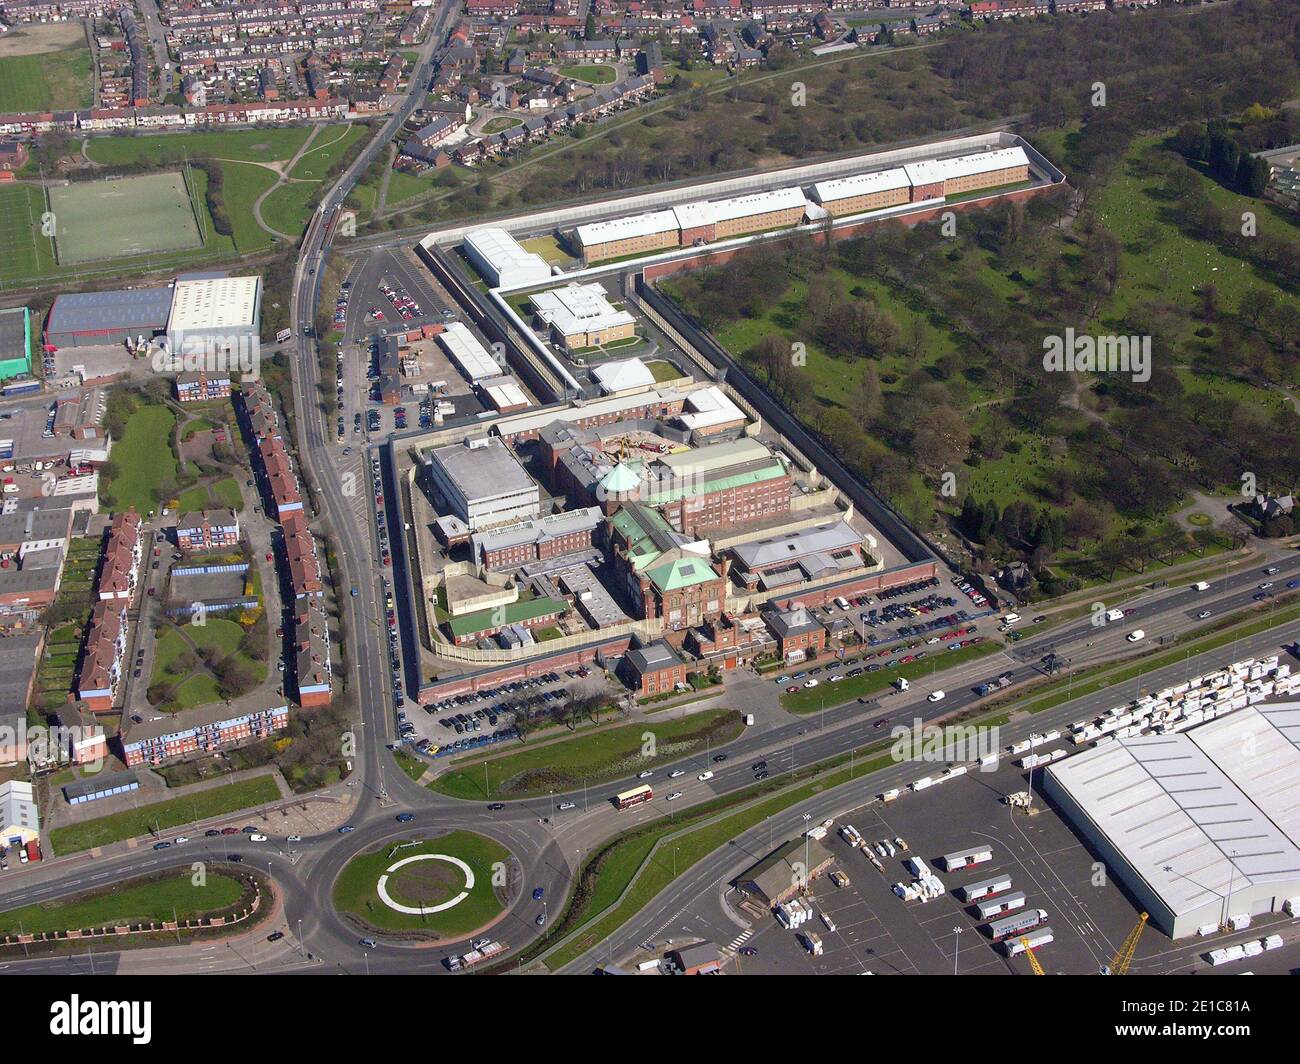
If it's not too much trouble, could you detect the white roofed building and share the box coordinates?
[531,283,637,352]
[439,320,503,382]
[463,228,553,289]
[1044,702,1300,939]
[676,384,747,437]
[592,358,655,396]
[576,210,680,263]
[810,167,912,216]
[165,275,262,354]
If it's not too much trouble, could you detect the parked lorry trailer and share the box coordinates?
[940,846,993,872]
[974,891,1026,920]
[1002,927,1054,957]
[958,873,1013,903]
[986,908,1049,942]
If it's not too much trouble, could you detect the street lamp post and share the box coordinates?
[952,926,963,976]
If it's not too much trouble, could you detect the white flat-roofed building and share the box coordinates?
[709,185,808,224]
[439,320,503,382]
[531,283,637,352]
[463,227,553,289]
[166,275,262,352]
[676,384,746,436]
[810,167,912,216]
[427,436,540,531]
[576,209,679,262]
[1044,712,1300,939]
[592,357,655,396]
[480,378,531,413]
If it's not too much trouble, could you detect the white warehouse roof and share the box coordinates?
[531,283,635,338]
[577,209,677,248]
[463,228,553,289]
[439,321,502,382]
[810,167,910,204]
[1045,730,1300,928]
[1188,702,1300,844]
[167,276,261,332]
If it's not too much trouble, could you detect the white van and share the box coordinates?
[928,690,946,703]
[1192,581,1210,591]
[1001,613,1021,626]
[1127,630,1145,643]
[744,714,755,726]
[1105,608,1124,623]
[895,677,910,692]
[834,596,851,611]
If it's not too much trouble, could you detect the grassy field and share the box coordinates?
[559,64,617,84]
[0,184,57,279]
[0,43,92,112]
[101,404,177,514]
[260,124,368,238]
[48,775,281,854]
[779,641,1002,713]
[177,476,244,514]
[332,832,510,935]
[0,870,247,935]
[50,172,202,265]
[83,128,313,168]
[482,117,523,134]
[429,709,745,800]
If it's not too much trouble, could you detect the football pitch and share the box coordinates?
[49,171,204,265]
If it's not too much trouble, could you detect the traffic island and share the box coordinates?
[332,832,512,939]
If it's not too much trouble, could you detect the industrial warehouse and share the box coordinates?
[43,274,262,353]
[1045,700,1300,940]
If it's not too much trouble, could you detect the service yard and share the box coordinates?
[726,764,1300,976]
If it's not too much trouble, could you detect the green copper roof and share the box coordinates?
[599,460,643,493]
[646,556,718,592]
[642,458,787,507]
[610,504,681,572]
[448,596,567,638]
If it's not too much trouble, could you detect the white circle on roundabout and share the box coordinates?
[376,853,475,915]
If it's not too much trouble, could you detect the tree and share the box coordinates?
[584,12,597,39]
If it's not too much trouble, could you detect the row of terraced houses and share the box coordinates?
[240,380,334,708]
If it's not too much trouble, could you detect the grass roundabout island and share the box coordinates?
[332,832,512,937]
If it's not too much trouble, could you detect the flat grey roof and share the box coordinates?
[626,640,681,673]
[733,519,862,570]
[430,438,535,503]
[0,507,72,545]
[47,287,174,336]
[63,768,140,800]
[0,634,41,716]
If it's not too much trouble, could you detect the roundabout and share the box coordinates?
[376,853,474,915]
[332,831,513,937]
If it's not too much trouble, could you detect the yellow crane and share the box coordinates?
[1100,912,1149,976]
[1020,936,1045,975]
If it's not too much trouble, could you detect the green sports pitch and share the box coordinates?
[48,171,204,266]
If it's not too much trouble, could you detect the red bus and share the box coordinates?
[614,784,653,809]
